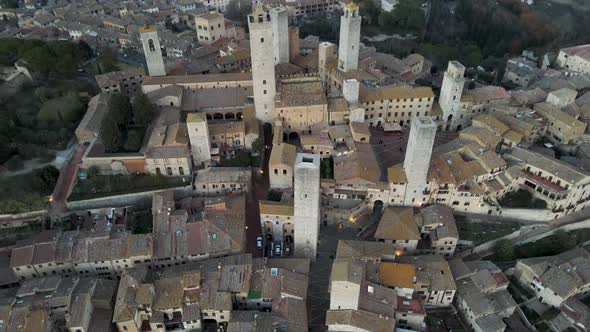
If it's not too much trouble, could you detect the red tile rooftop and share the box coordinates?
[396,296,425,315]
[524,171,566,193]
[492,272,509,288]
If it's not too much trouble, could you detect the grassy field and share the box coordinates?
[456,219,520,245]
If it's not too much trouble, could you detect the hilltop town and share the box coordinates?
[2,0,590,331]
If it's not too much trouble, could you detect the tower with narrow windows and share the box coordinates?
[439,61,466,131]
[248,5,276,123]
[139,26,166,77]
[270,6,289,65]
[403,117,436,206]
[318,42,336,91]
[294,153,320,261]
[338,3,361,72]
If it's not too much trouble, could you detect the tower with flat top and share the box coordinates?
[338,3,361,72]
[270,6,289,65]
[440,61,466,131]
[186,113,211,168]
[248,4,276,123]
[403,117,436,206]
[139,26,166,77]
[294,153,320,261]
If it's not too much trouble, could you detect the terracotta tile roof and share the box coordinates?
[326,309,395,331]
[359,85,434,103]
[269,143,297,166]
[143,72,252,86]
[259,200,294,216]
[376,207,420,241]
[379,262,415,289]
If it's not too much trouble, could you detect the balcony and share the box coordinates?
[524,172,569,201]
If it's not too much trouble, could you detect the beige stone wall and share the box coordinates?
[269,163,293,189]
[275,104,327,133]
[145,157,190,176]
[361,96,433,127]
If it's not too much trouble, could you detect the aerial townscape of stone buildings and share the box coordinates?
[2,0,590,331]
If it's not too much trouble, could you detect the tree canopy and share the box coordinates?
[0,38,92,77]
[37,93,85,126]
[101,93,155,153]
[132,92,156,127]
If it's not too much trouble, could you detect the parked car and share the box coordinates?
[285,246,291,255]
[256,237,263,249]
[274,244,282,257]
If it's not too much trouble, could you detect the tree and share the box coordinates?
[251,137,263,156]
[34,87,50,103]
[131,92,155,127]
[555,230,576,251]
[0,0,18,8]
[109,94,132,128]
[31,165,59,191]
[495,239,514,261]
[37,93,84,125]
[98,47,118,73]
[360,0,381,26]
[123,129,143,152]
[101,117,123,153]
[87,166,99,179]
[320,156,334,179]
[225,0,252,22]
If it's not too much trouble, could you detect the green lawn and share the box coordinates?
[70,174,187,201]
[456,219,520,245]
[220,150,259,168]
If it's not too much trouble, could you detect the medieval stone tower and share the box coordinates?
[318,41,336,90]
[248,4,276,123]
[338,3,361,72]
[439,61,466,131]
[186,113,211,168]
[294,153,321,261]
[139,26,166,77]
[403,117,436,206]
[343,79,360,106]
[270,6,289,65]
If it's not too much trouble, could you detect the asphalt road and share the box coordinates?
[243,124,272,257]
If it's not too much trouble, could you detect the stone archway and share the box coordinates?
[213,113,223,120]
[225,112,235,120]
[236,112,243,120]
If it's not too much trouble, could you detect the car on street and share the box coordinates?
[285,246,291,255]
[256,237,263,249]
[274,244,282,257]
